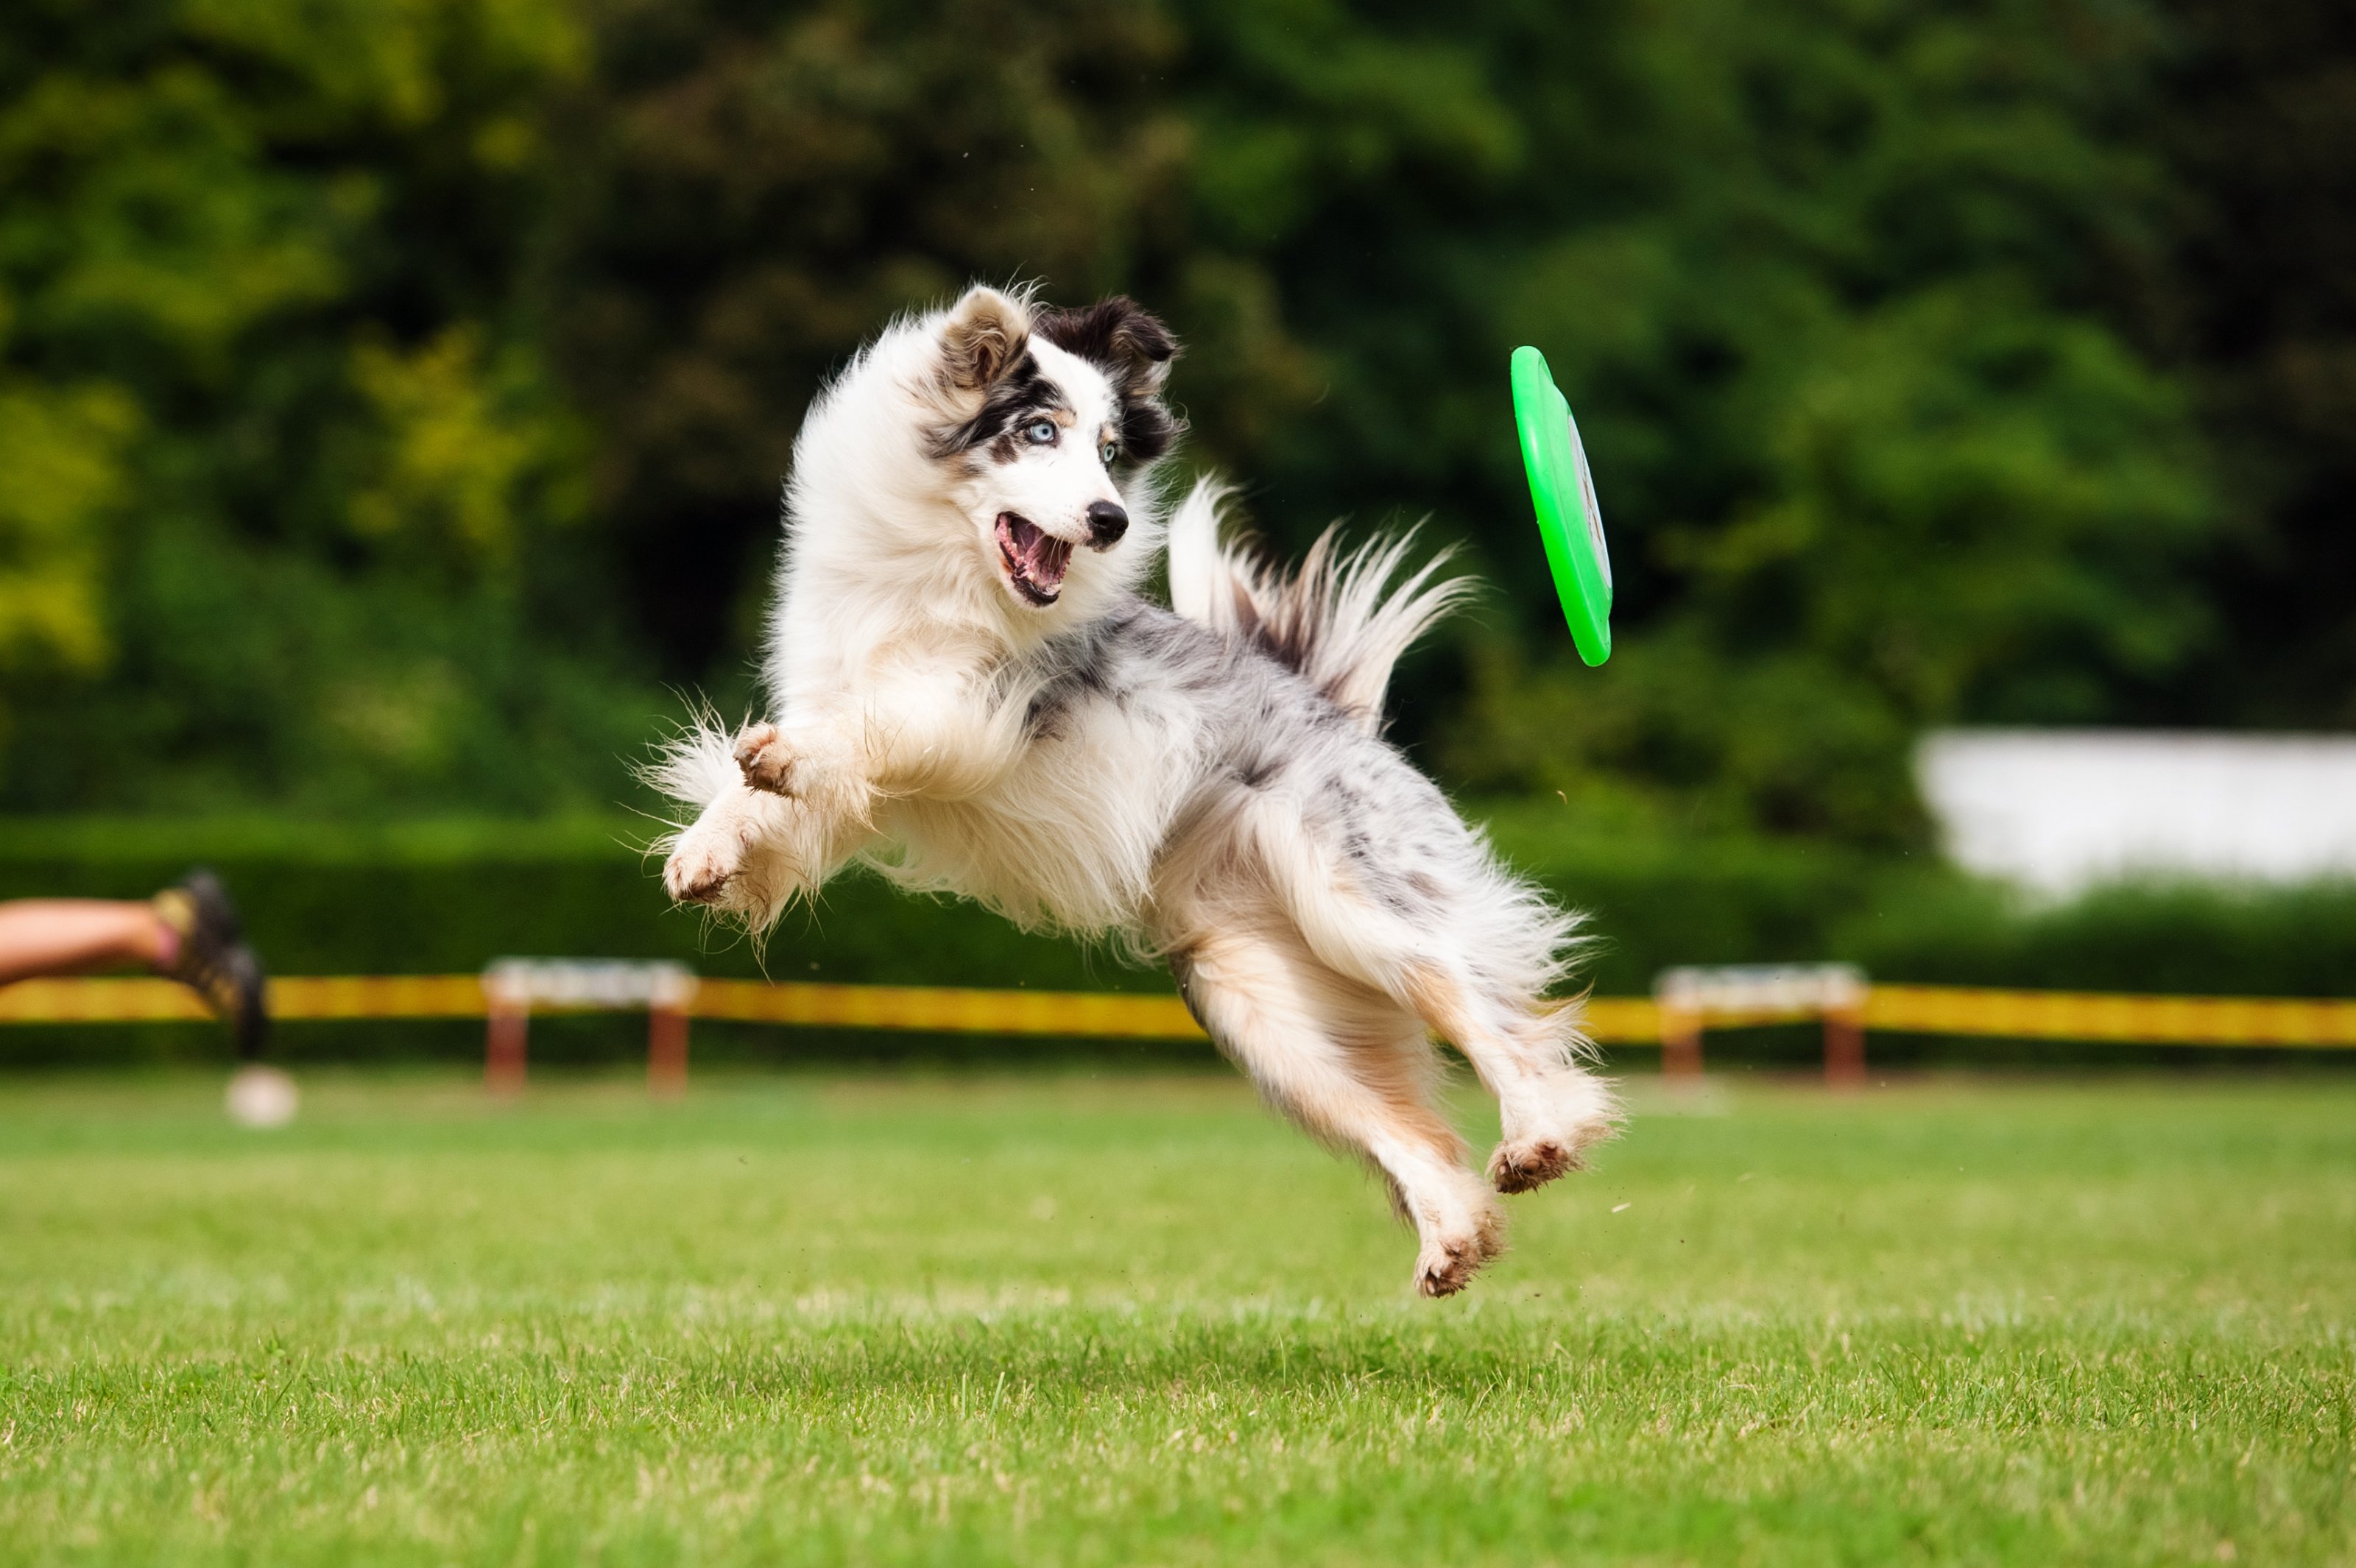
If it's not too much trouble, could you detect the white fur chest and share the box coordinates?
[867,651,1212,934]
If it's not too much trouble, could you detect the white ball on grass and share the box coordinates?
[225,1064,300,1128]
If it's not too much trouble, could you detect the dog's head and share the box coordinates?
[920,286,1181,620]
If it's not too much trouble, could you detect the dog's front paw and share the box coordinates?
[663,833,741,905]
[734,724,800,797]
[1487,1136,1582,1195]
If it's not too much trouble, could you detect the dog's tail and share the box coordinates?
[1168,477,1473,735]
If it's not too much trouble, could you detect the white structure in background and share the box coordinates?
[1918,729,2356,896]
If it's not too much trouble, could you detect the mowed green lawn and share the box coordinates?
[1,1070,2351,1567]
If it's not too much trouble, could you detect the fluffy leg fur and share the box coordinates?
[652,716,844,930]
[1173,911,1503,1297]
[1238,798,1620,1193]
[1406,975,1618,1193]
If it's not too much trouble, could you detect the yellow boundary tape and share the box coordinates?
[1,976,2352,1048]
[1583,997,1661,1043]
[0,975,490,1023]
[688,978,1203,1039]
[1863,985,2356,1049]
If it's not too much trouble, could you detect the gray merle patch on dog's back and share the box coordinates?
[1034,297,1182,462]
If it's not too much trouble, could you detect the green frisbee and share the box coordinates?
[1511,345,1612,666]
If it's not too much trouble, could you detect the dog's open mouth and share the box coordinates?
[995,512,1073,607]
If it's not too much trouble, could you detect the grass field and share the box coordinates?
[1,1070,2351,1566]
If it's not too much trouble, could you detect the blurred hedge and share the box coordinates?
[0,816,1152,984]
[1484,802,2356,1000]
[3,813,2351,1070]
[0,816,1152,1068]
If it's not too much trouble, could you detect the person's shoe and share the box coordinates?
[153,870,269,1060]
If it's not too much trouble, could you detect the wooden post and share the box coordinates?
[1660,1006,1704,1081]
[647,1003,689,1098]
[485,1001,528,1095]
[1824,1006,1865,1090]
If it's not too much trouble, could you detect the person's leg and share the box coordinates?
[0,899,173,985]
[0,877,269,1062]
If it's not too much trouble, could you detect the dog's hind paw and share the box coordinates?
[1414,1215,1503,1299]
[734,724,800,797]
[1489,1078,1618,1194]
[1487,1136,1583,1195]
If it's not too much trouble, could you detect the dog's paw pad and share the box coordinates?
[734,724,798,796]
[1488,1137,1581,1194]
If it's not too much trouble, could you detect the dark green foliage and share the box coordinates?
[544,0,1227,680]
[2134,0,2356,728]
[0,0,664,811]
[5,0,2338,839]
[1841,877,2356,1000]
[1488,801,2356,1000]
[548,0,2226,840]
[1412,1,2214,841]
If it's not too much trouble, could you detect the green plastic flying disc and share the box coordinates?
[1511,345,1612,666]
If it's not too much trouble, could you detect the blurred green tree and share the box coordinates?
[2138,0,2356,729]
[1163,0,2215,841]
[543,0,2223,842]
[543,0,1325,682]
[6,0,2330,847]
[0,379,133,687]
[0,0,649,812]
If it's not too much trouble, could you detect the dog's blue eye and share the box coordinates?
[1100,440,1118,465]
[1026,419,1057,445]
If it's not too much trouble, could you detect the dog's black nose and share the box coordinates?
[1085,501,1129,549]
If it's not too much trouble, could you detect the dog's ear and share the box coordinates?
[939,286,1032,390]
[1036,297,1183,462]
[1034,297,1179,397]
